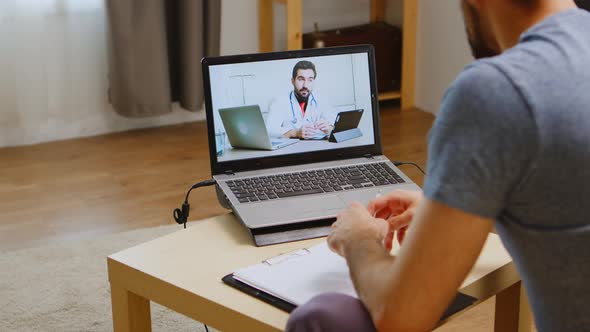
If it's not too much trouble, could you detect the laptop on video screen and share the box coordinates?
[202,45,420,246]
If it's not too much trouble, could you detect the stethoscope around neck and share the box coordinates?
[289,91,317,124]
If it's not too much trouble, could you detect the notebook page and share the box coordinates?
[233,242,357,305]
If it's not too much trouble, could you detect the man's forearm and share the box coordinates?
[344,237,395,322]
[283,129,298,138]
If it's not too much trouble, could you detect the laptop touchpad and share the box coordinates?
[261,195,346,220]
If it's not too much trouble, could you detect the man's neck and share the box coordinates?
[490,0,577,51]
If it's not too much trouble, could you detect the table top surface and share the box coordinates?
[217,135,373,162]
[108,213,514,331]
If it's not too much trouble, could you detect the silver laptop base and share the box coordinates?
[218,185,334,246]
[250,218,335,247]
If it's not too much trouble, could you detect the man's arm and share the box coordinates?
[332,198,493,332]
[284,123,321,139]
[282,129,298,138]
[330,63,531,331]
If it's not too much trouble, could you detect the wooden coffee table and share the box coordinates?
[107,213,532,331]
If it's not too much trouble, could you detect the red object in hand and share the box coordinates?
[397,226,408,245]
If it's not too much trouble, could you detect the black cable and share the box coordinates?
[173,181,215,332]
[173,179,216,228]
[393,161,426,175]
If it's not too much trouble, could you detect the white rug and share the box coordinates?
[0,224,215,332]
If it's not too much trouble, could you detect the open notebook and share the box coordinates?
[222,241,477,318]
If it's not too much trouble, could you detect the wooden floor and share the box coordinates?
[0,104,434,251]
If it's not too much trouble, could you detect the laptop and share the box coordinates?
[202,45,421,246]
[219,105,299,151]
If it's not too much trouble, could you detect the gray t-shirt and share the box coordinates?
[424,9,590,332]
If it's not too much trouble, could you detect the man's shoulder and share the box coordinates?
[452,60,514,97]
[441,60,525,121]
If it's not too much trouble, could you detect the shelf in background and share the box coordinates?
[379,90,402,101]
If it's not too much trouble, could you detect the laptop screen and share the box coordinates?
[207,51,376,163]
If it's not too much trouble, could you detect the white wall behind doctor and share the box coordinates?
[210,56,357,110]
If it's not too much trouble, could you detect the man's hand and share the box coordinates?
[345,197,493,331]
[367,190,423,250]
[314,120,333,135]
[296,123,321,139]
[328,202,389,257]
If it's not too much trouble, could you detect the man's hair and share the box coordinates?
[292,61,317,80]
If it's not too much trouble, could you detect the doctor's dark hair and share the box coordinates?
[292,61,317,80]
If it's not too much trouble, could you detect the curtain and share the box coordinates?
[106,0,221,118]
[0,0,110,147]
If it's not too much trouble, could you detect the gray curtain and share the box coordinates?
[106,0,221,117]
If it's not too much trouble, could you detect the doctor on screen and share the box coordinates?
[266,61,335,139]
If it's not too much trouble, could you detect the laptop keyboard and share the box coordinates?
[226,162,405,203]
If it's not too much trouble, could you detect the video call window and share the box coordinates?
[208,52,375,162]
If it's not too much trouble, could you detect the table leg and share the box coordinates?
[111,284,152,332]
[494,281,534,332]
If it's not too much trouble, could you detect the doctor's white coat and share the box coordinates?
[266,91,336,138]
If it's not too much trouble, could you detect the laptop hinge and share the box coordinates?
[363,154,374,160]
[225,170,235,176]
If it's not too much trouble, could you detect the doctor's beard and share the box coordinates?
[295,88,310,101]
